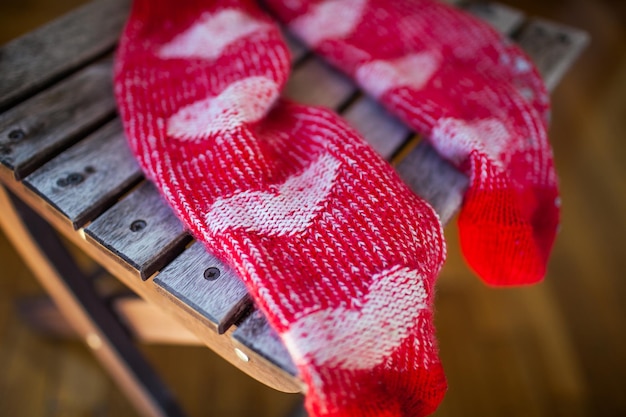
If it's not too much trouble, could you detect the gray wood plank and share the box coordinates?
[84,181,190,280]
[0,0,129,112]
[395,142,469,225]
[342,97,410,160]
[284,56,356,109]
[24,119,142,229]
[0,59,116,180]
[232,311,298,377]
[285,54,411,158]
[464,2,526,34]
[153,242,251,334]
[516,18,590,91]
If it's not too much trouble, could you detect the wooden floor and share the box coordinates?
[1,0,625,416]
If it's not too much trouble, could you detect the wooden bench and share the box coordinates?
[0,1,588,416]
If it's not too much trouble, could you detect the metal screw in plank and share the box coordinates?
[203,267,221,281]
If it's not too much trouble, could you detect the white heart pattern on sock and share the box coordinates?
[158,8,270,60]
[283,265,433,371]
[205,153,341,237]
[430,117,512,168]
[166,76,280,141]
[356,52,441,99]
[290,0,368,47]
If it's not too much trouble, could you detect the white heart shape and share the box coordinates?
[158,8,270,60]
[356,52,441,99]
[166,76,279,141]
[283,265,432,370]
[290,0,368,47]
[205,153,341,237]
[430,117,512,167]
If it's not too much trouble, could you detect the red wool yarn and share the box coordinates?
[266,0,559,286]
[115,0,448,416]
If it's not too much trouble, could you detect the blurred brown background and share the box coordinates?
[1,0,625,416]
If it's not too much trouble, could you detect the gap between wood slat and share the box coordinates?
[24,119,143,229]
[83,181,190,279]
[0,58,118,180]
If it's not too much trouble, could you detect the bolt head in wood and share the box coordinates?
[129,219,147,232]
[203,267,221,281]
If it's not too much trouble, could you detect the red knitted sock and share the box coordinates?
[115,1,447,416]
[267,0,559,285]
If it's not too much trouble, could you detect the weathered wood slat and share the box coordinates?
[79,25,312,335]
[286,55,414,160]
[153,242,251,334]
[464,2,526,34]
[24,120,142,229]
[0,0,129,112]
[396,142,469,224]
[84,181,190,280]
[284,56,356,108]
[0,59,116,180]
[342,97,410,160]
[83,177,253,329]
[233,311,298,377]
[516,18,590,91]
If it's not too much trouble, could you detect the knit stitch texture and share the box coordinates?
[266,0,559,285]
[115,0,448,416]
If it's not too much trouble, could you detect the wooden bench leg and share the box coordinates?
[18,294,204,346]
[0,185,186,417]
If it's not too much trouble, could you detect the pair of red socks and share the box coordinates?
[114,1,558,415]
